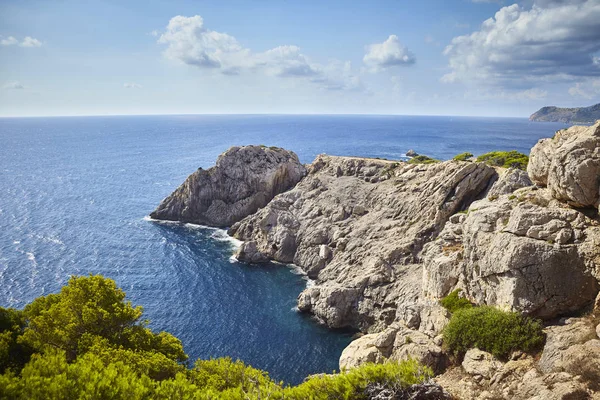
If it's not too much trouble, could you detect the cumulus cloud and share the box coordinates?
[20,36,42,47]
[157,15,361,91]
[569,79,600,99]
[0,35,42,47]
[363,35,415,71]
[124,83,142,89]
[1,36,18,46]
[3,81,25,90]
[442,0,600,87]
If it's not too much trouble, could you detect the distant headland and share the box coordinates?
[530,102,600,123]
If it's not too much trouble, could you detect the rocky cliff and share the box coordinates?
[153,122,600,399]
[150,145,306,227]
[529,103,600,123]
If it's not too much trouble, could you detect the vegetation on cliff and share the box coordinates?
[476,150,529,170]
[442,306,544,360]
[407,154,440,165]
[0,275,434,399]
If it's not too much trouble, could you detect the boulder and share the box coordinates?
[422,188,600,319]
[150,145,306,227]
[461,349,502,380]
[487,168,532,198]
[528,120,600,210]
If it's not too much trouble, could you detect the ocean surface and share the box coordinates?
[0,115,567,384]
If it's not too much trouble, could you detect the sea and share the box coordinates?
[0,114,567,384]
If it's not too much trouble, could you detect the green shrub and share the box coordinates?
[408,155,439,165]
[443,306,544,360]
[440,289,472,313]
[453,152,473,162]
[287,359,433,399]
[476,151,529,170]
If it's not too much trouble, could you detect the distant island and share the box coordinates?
[529,102,600,123]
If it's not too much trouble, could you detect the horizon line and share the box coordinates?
[0,112,534,119]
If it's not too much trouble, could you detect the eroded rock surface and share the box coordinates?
[230,156,496,331]
[528,120,600,210]
[422,187,600,319]
[150,145,306,227]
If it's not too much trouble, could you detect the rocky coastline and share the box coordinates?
[151,121,600,399]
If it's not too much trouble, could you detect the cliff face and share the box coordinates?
[229,156,496,332]
[529,103,600,123]
[150,145,306,227]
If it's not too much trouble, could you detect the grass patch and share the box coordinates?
[476,151,529,170]
[443,306,544,360]
[408,155,440,165]
[453,152,473,162]
[440,289,472,314]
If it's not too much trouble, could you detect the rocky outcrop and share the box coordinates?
[422,187,600,319]
[435,317,600,399]
[339,322,449,374]
[150,145,306,227]
[230,156,496,331]
[528,120,600,211]
[487,168,532,199]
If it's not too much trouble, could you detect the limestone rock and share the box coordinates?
[230,156,496,331]
[538,318,598,374]
[462,349,502,380]
[528,120,600,210]
[339,324,448,374]
[422,188,600,319]
[150,145,306,227]
[487,168,532,198]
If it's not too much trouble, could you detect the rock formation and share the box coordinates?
[229,156,496,331]
[528,120,600,211]
[150,145,306,227]
[153,121,600,399]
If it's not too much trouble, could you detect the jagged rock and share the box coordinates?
[364,381,452,400]
[339,324,448,373]
[422,188,600,319]
[150,145,306,227]
[406,149,418,157]
[230,156,496,331]
[538,318,598,374]
[487,168,532,198]
[528,120,600,210]
[461,349,503,380]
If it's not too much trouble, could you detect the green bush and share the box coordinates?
[408,155,439,165]
[453,152,473,162]
[476,151,529,170]
[440,289,472,313]
[0,275,435,400]
[443,306,544,360]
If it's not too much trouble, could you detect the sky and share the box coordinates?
[1,0,599,117]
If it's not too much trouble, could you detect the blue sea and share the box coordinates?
[0,115,567,384]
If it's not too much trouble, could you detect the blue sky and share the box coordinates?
[1,0,599,117]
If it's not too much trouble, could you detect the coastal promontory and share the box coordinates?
[150,145,306,227]
[152,121,600,399]
[529,103,600,123]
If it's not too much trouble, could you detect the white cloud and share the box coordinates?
[124,83,143,89]
[20,36,42,47]
[442,1,600,87]
[363,35,416,71]
[3,81,25,90]
[1,36,18,46]
[157,15,362,91]
[1,35,42,47]
[569,79,600,99]
[463,87,548,101]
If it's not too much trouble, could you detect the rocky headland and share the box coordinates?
[152,121,600,399]
[530,103,600,124]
